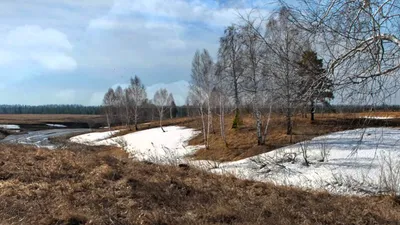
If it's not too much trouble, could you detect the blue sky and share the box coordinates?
[0,0,273,105]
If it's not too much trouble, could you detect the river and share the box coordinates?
[1,128,91,148]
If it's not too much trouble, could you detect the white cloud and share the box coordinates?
[5,25,73,50]
[0,25,77,72]
[83,0,271,71]
[0,0,273,105]
[31,52,77,71]
[83,16,191,70]
[108,0,241,27]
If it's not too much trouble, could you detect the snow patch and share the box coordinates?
[0,124,20,130]
[71,125,400,196]
[46,124,67,128]
[70,130,120,144]
[207,127,400,195]
[96,126,202,164]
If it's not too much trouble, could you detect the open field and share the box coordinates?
[0,114,104,125]
[1,144,400,224]
[188,112,400,161]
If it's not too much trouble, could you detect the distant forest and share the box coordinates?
[0,105,102,114]
[0,103,398,115]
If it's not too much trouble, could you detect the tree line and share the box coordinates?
[0,104,101,114]
[102,76,179,130]
[100,0,399,146]
[186,0,400,148]
[187,7,334,148]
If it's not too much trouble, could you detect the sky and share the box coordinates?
[0,0,273,106]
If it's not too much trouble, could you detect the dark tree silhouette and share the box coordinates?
[297,50,334,121]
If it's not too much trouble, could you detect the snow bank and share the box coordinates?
[46,124,67,128]
[95,126,202,163]
[71,125,400,196]
[70,130,120,144]
[70,126,202,163]
[0,124,20,130]
[208,127,400,195]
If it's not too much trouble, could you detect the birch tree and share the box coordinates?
[114,86,126,126]
[241,22,273,145]
[123,88,132,127]
[214,62,229,146]
[102,88,116,130]
[285,0,400,102]
[266,8,306,139]
[153,88,169,132]
[190,49,216,149]
[128,76,147,131]
[219,25,245,128]
[167,93,177,119]
[239,7,307,140]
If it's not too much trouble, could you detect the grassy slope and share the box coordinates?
[0,145,400,225]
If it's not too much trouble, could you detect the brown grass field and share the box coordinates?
[1,144,400,224]
[0,114,103,125]
[1,111,400,224]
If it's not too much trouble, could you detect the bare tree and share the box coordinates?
[219,25,245,128]
[102,88,116,130]
[167,93,177,119]
[239,7,308,141]
[218,90,228,145]
[265,8,307,140]
[285,0,400,103]
[128,76,147,131]
[153,88,169,132]
[190,49,216,149]
[240,21,274,145]
[214,62,229,146]
[123,88,132,127]
[185,96,191,118]
[188,89,207,144]
[114,86,126,126]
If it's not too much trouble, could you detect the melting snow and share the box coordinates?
[206,127,400,195]
[70,130,120,144]
[46,124,67,128]
[0,124,20,130]
[95,126,202,163]
[71,126,400,196]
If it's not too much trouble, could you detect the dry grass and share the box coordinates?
[1,144,400,224]
[189,112,400,161]
[0,114,103,125]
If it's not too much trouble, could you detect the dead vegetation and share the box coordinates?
[0,114,103,125]
[189,112,400,161]
[0,144,400,225]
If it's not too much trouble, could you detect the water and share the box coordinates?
[1,128,91,149]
